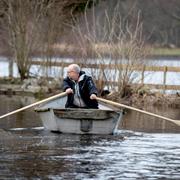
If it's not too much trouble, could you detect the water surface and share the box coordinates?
[0,95,180,179]
[1,57,180,87]
[1,129,180,179]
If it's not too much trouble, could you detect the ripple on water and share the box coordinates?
[0,129,180,179]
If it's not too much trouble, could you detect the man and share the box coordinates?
[63,64,99,109]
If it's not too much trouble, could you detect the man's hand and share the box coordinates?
[65,88,73,94]
[90,94,97,100]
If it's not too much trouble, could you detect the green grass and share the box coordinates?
[151,48,180,56]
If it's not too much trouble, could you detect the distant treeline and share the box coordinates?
[86,0,180,48]
[0,0,179,56]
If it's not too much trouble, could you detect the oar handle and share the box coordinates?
[0,92,67,119]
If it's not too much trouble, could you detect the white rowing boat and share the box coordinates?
[35,96,123,134]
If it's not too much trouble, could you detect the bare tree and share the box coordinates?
[0,0,48,80]
[72,1,151,97]
[36,0,67,78]
[0,0,97,80]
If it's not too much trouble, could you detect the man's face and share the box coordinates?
[67,68,79,80]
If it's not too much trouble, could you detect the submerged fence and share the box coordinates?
[2,60,180,92]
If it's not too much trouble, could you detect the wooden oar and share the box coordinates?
[96,97,180,126]
[0,92,67,119]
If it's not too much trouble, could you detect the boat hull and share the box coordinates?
[36,108,123,135]
[35,96,123,134]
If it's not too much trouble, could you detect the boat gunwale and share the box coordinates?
[34,107,50,112]
[35,107,122,113]
[53,108,122,120]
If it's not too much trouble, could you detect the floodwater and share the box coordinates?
[0,95,180,179]
[1,56,180,88]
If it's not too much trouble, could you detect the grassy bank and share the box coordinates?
[1,43,180,58]
[51,44,180,58]
[150,48,180,57]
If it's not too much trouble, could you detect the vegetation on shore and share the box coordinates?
[0,77,180,109]
[0,0,180,109]
[45,43,180,58]
[151,48,180,57]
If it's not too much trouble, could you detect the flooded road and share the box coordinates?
[0,95,180,179]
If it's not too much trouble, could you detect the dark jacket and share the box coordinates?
[63,71,98,109]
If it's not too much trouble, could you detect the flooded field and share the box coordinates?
[1,56,180,87]
[0,95,180,179]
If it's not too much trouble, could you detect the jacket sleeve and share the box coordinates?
[86,77,98,95]
[63,78,71,91]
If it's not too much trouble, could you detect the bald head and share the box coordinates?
[67,64,81,80]
[67,64,80,73]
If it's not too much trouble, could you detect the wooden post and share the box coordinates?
[8,60,13,78]
[163,66,167,94]
[141,65,145,85]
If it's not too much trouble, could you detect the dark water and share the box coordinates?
[122,106,180,133]
[0,95,180,179]
[1,129,180,179]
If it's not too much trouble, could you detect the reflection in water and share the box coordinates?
[0,95,41,129]
[0,95,180,179]
[121,106,180,133]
